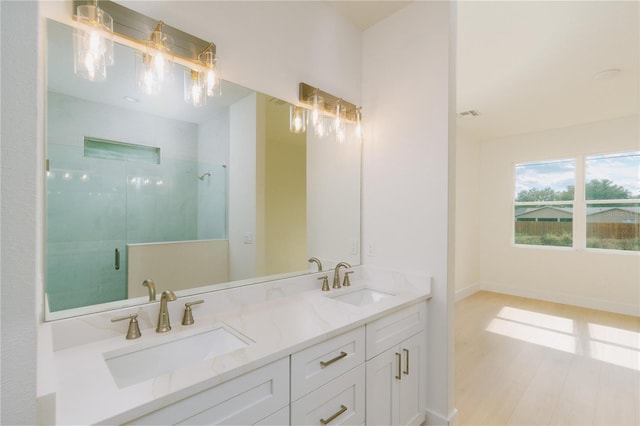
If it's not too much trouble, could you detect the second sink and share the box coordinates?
[104,323,252,388]
[329,288,393,307]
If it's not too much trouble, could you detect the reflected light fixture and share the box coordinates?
[184,69,206,107]
[184,43,221,107]
[137,21,174,95]
[73,0,114,81]
[289,106,307,133]
[199,44,220,97]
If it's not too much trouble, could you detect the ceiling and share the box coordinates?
[456,1,639,141]
[326,1,412,30]
[329,1,639,142]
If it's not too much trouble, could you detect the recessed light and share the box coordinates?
[593,68,621,80]
[123,96,140,103]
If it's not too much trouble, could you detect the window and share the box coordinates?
[514,159,575,247]
[514,151,640,252]
[585,151,640,251]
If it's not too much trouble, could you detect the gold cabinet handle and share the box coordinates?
[403,348,410,375]
[320,405,347,425]
[320,351,347,368]
[395,352,402,380]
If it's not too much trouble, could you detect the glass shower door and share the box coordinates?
[46,144,127,312]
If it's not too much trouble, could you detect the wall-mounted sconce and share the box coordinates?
[73,1,114,81]
[295,82,362,142]
[72,1,221,105]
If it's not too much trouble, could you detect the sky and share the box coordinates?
[515,151,640,198]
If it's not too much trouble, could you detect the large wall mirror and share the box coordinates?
[45,19,361,320]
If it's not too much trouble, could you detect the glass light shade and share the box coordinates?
[313,115,328,138]
[289,106,307,133]
[73,4,114,81]
[334,102,347,143]
[136,31,174,95]
[198,51,221,97]
[355,109,363,141]
[310,94,324,127]
[184,69,206,107]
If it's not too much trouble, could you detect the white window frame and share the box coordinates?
[514,151,640,253]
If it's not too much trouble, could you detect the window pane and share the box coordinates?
[587,203,640,251]
[585,151,640,200]
[515,159,575,201]
[515,204,573,247]
[84,138,161,165]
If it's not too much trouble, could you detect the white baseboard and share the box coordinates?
[480,282,640,317]
[455,282,480,301]
[425,408,458,426]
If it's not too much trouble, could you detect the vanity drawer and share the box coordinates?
[366,302,427,360]
[291,363,365,425]
[126,357,289,425]
[291,326,365,401]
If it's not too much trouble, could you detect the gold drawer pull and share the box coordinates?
[403,348,410,375]
[395,352,402,380]
[320,405,347,425]
[320,351,348,368]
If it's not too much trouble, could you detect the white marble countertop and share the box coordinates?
[40,267,431,425]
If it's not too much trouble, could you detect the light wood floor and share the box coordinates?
[455,291,640,426]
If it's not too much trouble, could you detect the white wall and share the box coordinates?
[229,93,258,280]
[306,126,361,269]
[479,115,640,315]
[1,1,39,424]
[362,2,456,423]
[455,129,481,300]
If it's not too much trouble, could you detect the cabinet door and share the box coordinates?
[398,331,426,426]
[365,346,398,426]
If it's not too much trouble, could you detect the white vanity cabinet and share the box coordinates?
[365,303,427,426]
[290,327,366,425]
[126,357,289,425]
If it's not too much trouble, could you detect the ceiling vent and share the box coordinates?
[457,109,479,118]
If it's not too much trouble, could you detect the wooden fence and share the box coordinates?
[515,222,639,240]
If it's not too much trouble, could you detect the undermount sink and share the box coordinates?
[330,288,393,307]
[104,324,252,388]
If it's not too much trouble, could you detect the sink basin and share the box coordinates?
[104,324,252,388]
[330,288,393,307]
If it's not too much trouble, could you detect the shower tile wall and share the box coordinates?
[46,92,225,311]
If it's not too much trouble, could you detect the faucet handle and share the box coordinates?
[182,300,204,325]
[343,271,354,287]
[111,314,141,340]
[318,275,330,291]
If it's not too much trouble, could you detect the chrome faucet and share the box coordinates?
[156,290,177,333]
[333,262,351,289]
[308,257,323,272]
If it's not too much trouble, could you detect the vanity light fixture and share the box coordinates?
[72,1,220,103]
[72,0,114,81]
[296,82,362,141]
